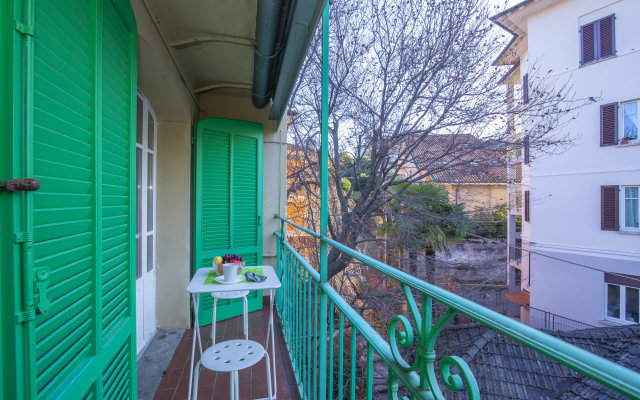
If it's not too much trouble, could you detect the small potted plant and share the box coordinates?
[621,136,634,145]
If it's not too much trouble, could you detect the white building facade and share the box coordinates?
[494,0,640,328]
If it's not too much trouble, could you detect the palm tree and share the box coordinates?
[380,183,468,281]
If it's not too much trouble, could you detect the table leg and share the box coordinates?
[188,293,201,400]
[266,289,277,397]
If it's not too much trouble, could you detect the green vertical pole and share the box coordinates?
[318,2,330,400]
[22,0,37,398]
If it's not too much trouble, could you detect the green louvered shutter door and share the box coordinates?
[194,119,263,326]
[27,0,137,398]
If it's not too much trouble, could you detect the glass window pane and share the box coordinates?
[137,97,143,144]
[626,187,639,199]
[147,235,154,272]
[148,114,155,150]
[625,198,639,228]
[147,153,154,231]
[607,284,620,319]
[136,235,142,279]
[136,148,142,236]
[626,287,639,323]
[623,102,638,140]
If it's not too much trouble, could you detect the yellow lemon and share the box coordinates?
[213,256,223,265]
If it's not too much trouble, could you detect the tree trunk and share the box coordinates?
[425,244,435,282]
[409,251,417,275]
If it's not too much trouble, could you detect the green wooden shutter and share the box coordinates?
[9,0,138,398]
[194,119,263,326]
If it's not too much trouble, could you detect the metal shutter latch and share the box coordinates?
[35,267,51,315]
[0,178,41,192]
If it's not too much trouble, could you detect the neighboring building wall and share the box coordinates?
[516,0,640,326]
[442,183,507,211]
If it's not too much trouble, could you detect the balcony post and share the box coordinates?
[319,1,330,399]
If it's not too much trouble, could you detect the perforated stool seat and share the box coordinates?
[211,290,250,344]
[192,340,273,400]
[212,290,250,300]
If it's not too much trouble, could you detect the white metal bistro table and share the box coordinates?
[185,265,281,400]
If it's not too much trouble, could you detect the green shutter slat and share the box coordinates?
[201,130,231,251]
[103,344,130,399]
[82,385,96,400]
[35,295,92,343]
[232,135,259,249]
[36,325,92,390]
[37,342,93,396]
[35,306,93,360]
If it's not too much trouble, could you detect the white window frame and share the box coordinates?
[621,99,639,144]
[605,282,640,324]
[620,185,640,232]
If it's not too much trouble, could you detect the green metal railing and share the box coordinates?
[274,216,640,400]
[277,2,640,399]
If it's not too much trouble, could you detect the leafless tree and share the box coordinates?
[287,0,591,279]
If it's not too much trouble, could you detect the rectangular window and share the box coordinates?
[606,282,640,323]
[607,283,621,319]
[581,15,615,65]
[622,101,639,142]
[626,287,639,323]
[623,186,639,230]
[522,73,529,104]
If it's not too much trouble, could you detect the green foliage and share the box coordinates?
[468,204,507,239]
[341,177,351,193]
[380,183,469,255]
[340,153,371,192]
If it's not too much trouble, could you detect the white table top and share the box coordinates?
[186,265,281,294]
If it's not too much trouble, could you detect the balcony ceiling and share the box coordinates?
[146,0,258,96]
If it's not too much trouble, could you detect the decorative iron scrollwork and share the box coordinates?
[387,285,480,400]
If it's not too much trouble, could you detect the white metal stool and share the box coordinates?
[192,339,273,400]
[211,290,249,344]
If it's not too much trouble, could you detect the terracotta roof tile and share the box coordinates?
[433,324,640,400]
[410,134,507,184]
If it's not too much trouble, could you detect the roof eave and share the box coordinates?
[269,0,327,122]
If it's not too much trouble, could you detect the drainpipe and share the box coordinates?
[253,0,285,108]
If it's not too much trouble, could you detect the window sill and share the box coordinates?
[601,318,638,326]
[579,54,616,68]
[616,141,640,148]
[618,230,640,235]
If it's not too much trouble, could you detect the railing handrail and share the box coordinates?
[275,214,640,399]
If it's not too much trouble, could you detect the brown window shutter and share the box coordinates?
[581,22,595,64]
[605,273,640,287]
[522,73,529,104]
[524,190,530,222]
[599,15,615,59]
[523,135,530,164]
[601,185,619,231]
[600,103,618,146]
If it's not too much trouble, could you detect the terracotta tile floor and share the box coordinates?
[154,303,301,400]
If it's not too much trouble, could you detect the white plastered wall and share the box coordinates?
[132,0,197,329]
